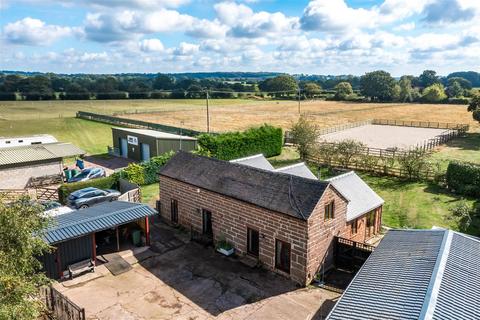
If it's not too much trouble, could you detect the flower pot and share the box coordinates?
[217,247,234,256]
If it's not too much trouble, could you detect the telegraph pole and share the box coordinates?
[206,90,210,133]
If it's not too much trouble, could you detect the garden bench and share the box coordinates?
[68,259,95,279]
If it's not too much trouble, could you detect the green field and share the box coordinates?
[431,132,480,169]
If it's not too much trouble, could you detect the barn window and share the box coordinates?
[275,239,291,273]
[324,201,335,220]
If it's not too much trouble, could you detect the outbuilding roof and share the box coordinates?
[327,229,480,320]
[42,201,156,244]
[274,162,317,180]
[159,151,330,220]
[0,142,85,167]
[113,127,197,140]
[229,154,274,171]
[326,171,384,221]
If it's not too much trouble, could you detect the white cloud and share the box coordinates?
[394,22,415,31]
[139,38,164,52]
[3,17,73,45]
[173,42,199,55]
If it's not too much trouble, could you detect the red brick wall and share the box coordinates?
[305,186,349,283]
[344,206,383,243]
[159,175,311,284]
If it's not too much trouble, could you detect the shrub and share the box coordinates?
[95,92,127,100]
[397,149,430,180]
[128,92,150,99]
[446,161,480,197]
[197,124,283,160]
[447,97,469,105]
[24,93,55,100]
[121,151,175,185]
[0,92,17,100]
[150,91,170,99]
[290,116,319,160]
[58,175,119,204]
[60,92,91,100]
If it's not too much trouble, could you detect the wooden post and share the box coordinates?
[145,217,150,246]
[91,233,96,266]
[116,227,120,252]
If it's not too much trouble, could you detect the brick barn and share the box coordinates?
[158,151,383,285]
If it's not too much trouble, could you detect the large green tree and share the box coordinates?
[0,198,51,320]
[303,82,322,98]
[398,76,414,102]
[468,94,480,122]
[422,83,447,102]
[290,115,319,160]
[334,82,353,100]
[360,70,397,101]
[259,75,298,97]
[418,70,440,88]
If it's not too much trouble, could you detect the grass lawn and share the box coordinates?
[141,183,159,207]
[431,131,480,170]
[0,118,113,154]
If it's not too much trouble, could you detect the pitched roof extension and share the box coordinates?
[43,201,156,244]
[229,154,275,171]
[274,162,317,180]
[160,151,330,220]
[0,142,85,167]
[327,229,480,320]
[326,171,384,221]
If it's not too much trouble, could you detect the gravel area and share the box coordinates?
[320,124,448,149]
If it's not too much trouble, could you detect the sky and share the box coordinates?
[0,0,479,75]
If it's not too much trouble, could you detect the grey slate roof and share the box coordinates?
[43,201,156,244]
[0,142,85,167]
[275,162,317,180]
[229,154,274,171]
[326,171,384,221]
[159,151,330,220]
[327,229,480,320]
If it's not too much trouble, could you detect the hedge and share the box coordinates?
[121,151,174,185]
[446,161,480,197]
[197,124,283,160]
[58,175,119,204]
[95,92,127,100]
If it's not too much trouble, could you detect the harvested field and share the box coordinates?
[320,124,448,149]
[118,100,477,132]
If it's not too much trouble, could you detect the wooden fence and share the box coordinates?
[372,119,469,131]
[77,111,204,136]
[0,187,59,202]
[40,285,85,320]
[27,174,63,188]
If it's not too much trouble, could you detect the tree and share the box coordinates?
[290,115,319,160]
[303,82,321,98]
[418,70,440,88]
[153,74,174,90]
[398,148,430,180]
[0,197,51,319]
[468,94,480,122]
[335,139,365,167]
[360,70,397,101]
[259,75,298,97]
[446,81,464,98]
[422,83,447,102]
[334,82,353,100]
[447,77,472,90]
[448,200,474,232]
[398,76,414,102]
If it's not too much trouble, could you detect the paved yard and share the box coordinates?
[54,223,340,320]
[320,124,447,149]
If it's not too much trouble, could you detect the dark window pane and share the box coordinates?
[247,228,259,257]
[171,199,178,223]
[202,209,213,236]
[275,239,290,273]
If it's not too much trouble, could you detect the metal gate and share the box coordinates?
[334,237,374,271]
[40,286,85,320]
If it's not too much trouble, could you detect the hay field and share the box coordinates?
[119,100,478,132]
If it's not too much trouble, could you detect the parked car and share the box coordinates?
[41,200,74,217]
[67,187,121,209]
[68,167,106,183]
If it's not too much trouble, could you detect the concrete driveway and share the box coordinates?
[54,223,340,320]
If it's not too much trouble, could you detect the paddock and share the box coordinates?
[320,124,450,150]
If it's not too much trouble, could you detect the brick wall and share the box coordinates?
[0,160,62,189]
[343,206,383,243]
[159,176,354,285]
[305,186,349,283]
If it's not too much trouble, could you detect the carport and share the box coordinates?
[39,201,156,279]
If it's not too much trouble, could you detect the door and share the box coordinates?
[119,138,128,158]
[247,228,259,257]
[140,143,150,161]
[275,239,291,273]
[202,209,213,237]
[170,199,178,223]
[366,211,376,238]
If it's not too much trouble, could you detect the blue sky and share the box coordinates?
[1,0,479,75]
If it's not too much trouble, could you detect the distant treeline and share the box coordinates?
[0,70,478,102]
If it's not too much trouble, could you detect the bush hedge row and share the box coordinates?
[446,161,480,197]
[121,151,174,185]
[197,124,283,160]
[58,174,119,204]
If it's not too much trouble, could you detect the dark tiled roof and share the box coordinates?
[327,229,480,320]
[43,201,156,244]
[159,151,329,220]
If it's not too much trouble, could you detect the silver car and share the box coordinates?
[67,187,121,209]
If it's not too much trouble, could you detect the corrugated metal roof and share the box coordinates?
[230,154,275,171]
[326,171,384,221]
[275,163,317,180]
[113,127,197,140]
[327,229,480,320]
[0,142,85,166]
[43,201,156,244]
